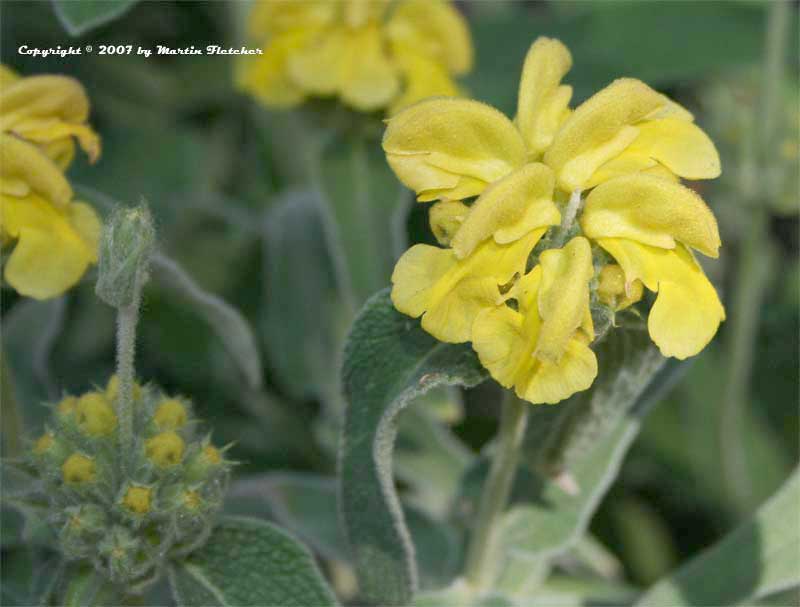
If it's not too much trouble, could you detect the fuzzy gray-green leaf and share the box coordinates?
[169,516,337,607]
[635,467,800,606]
[339,289,487,605]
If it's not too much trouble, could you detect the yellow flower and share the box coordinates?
[153,398,188,431]
[62,453,96,484]
[0,66,101,300]
[145,432,186,468]
[236,0,472,113]
[75,392,117,437]
[105,374,143,405]
[0,65,101,165]
[383,35,725,405]
[122,485,152,515]
[472,238,597,404]
[581,175,725,359]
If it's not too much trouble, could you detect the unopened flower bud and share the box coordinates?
[75,392,117,436]
[106,374,142,405]
[429,200,469,246]
[95,203,155,308]
[122,485,152,515]
[153,398,188,430]
[146,432,185,468]
[185,442,226,482]
[57,395,78,417]
[62,453,96,484]
[98,525,140,581]
[34,432,54,454]
[597,264,643,311]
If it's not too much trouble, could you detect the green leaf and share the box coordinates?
[316,133,409,307]
[635,468,800,607]
[228,472,463,591]
[395,391,473,518]
[51,0,138,36]
[228,474,348,562]
[168,516,338,607]
[484,329,680,593]
[339,289,488,605]
[150,253,264,391]
[261,189,343,401]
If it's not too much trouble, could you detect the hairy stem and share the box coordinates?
[465,392,529,589]
[115,285,142,455]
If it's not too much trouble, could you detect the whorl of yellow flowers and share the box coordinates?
[236,0,472,114]
[0,65,101,299]
[385,37,725,405]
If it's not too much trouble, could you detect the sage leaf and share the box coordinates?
[168,516,337,607]
[316,134,409,307]
[635,467,800,606]
[339,289,487,605]
[51,0,138,36]
[151,253,263,390]
[261,189,342,402]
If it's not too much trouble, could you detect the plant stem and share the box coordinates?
[115,285,142,455]
[719,0,787,511]
[465,391,529,590]
[553,189,583,248]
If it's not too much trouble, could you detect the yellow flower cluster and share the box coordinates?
[385,37,725,405]
[236,0,472,114]
[0,65,101,299]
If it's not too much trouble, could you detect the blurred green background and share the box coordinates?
[2,0,798,602]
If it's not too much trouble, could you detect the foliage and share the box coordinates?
[1,1,798,606]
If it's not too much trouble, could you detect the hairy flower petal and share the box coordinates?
[383,98,526,201]
[516,37,573,158]
[582,174,721,257]
[598,238,725,359]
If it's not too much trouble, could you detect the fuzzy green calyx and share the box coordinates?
[24,375,232,591]
[95,203,156,308]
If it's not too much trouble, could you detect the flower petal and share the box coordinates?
[0,134,72,207]
[383,97,527,201]
[472,266,598,405]
[2,194,100,299]
[0,73,99,161]
[544,78,666,192]
[391,230,542,343]
[388,43,461,115]
[581,174,721,257]
[597,238,725,359]
[516,37,573,158]
[616,117,721,180]
[386,0,473,75]
[339,24,400,110]
[451,162,559,258]
[235,30,312,107]
[536,236,594,362]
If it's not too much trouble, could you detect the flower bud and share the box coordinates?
[106,374,142,405]
[185,443,225,482]
[95,203,155,308]
[153,398,188,431]
[57,395,78,417]
[145,432,185,468]
[75,392,117,436]
[62,453,96,484]
[98,525,141,582]
[60,504,107,557]
[122,485,152,515]
[34,432,55,454]
[597,264,643,311]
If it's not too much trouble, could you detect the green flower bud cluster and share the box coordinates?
[25,375,232,592]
